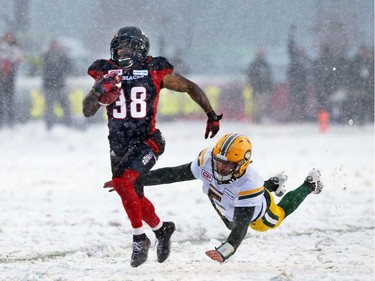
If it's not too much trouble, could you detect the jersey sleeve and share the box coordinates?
[87,59,117,80]
[148,56,174,71]
[235,170,265,208]
[142,163,195,185]
[190,148,209,179]
[147,56,174,90]
[226,206,255,250]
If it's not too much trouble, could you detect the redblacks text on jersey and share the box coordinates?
[88,56,173,156]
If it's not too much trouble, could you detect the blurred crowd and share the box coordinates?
[0,28,374,129]
[246,26,374,125]
[0,30,74,130]
[0,31,22,127]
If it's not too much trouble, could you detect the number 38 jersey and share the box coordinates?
[88,56,173,154]
[190,148,267,222]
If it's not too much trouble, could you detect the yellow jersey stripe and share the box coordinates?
[239,189,264,200]
[239,186,264,196]
[198,148,208,166]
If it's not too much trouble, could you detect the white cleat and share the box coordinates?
[305,168,324,194]
[270,171,288,197]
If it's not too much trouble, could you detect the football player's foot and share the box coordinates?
[268,171,288,196]
[305,168,324,194]
[155,221,175,263]
[130,234,151,267]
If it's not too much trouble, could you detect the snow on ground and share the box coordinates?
[0,120,374,281]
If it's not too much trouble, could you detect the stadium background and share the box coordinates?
[0,0,373,124]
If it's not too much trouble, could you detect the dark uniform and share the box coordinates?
[88,56,172,181]
[83,26,221,267]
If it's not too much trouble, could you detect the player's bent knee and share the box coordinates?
[250,203,286,232]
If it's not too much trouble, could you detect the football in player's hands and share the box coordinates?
[93,73,122,106]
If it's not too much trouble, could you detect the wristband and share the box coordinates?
[215,242,235,261]
[91,87,101,97]
[207,111,217,120]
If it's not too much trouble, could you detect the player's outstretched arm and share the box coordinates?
[142,163,196,185]
[162,73,222,138]
[103,163,196,192]
[163,73,213,112]
[206,206,254,263]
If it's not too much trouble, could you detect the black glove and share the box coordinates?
[205,111,222,139]
[92,73,121,97]
[151,129,166,156]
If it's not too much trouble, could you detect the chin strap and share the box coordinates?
[118,58,133,68]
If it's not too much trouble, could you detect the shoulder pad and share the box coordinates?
[88,59,118,79]
[197,148,209,167]
[147,56,174,71]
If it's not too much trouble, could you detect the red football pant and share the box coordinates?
[112,169,160,229]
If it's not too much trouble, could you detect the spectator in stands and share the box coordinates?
[312,45,336,118]
[246,49,273,123]
[346,46,374,124]
[171,49,190,75]
[287,25,311,122]
[42,39,73,130]
[328,52,351,123]
[0,31,22,128]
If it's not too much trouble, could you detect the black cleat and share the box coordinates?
[155,222,175,263]
[130,235,151,267]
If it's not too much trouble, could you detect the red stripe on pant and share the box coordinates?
[112,169,160,229]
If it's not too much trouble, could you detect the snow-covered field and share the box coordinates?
[0,119,374,281]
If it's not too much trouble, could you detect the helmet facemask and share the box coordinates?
[212,155,239,183]
[110,27,150,68]
[212,133,252,184]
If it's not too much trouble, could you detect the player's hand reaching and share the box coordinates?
[205,111,223,139]
[205,250,224,263]
[207,241,235,262]
[103,180,115,192]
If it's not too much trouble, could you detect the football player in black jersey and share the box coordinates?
[82,26,222,267]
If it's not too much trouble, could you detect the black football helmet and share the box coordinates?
[110,26,150,67]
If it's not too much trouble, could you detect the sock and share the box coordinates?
[277,183,311,218]
[140,195,161,228]
[112,169,143,229]
[153,222,166,239]
[133,226,145,236]
[152,221,163,232]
